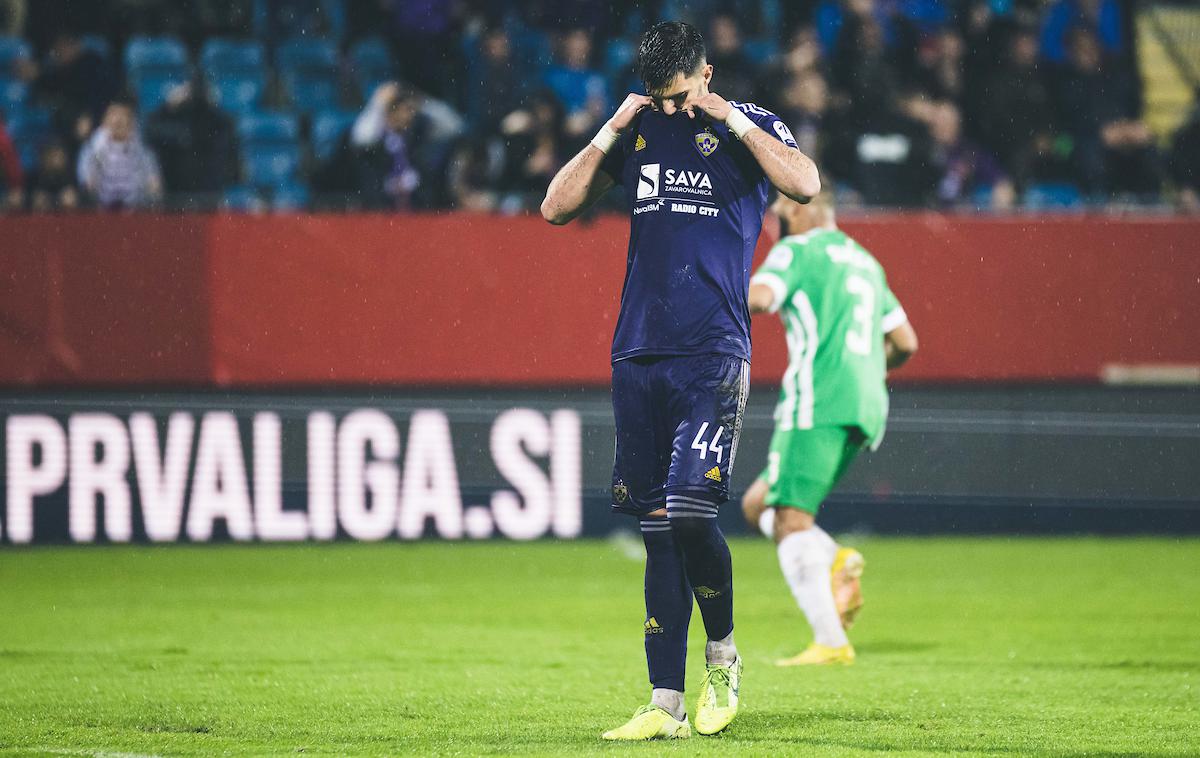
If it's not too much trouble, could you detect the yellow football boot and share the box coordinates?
[601,704,690,741]
[775,642,856,667]
[694,655,742,735]
[831,547,865,629]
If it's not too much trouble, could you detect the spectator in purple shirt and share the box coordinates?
[927,100,1014,209]
[77,99,163,210]
[352,82,424,210]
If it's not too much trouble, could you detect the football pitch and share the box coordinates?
[1,537,1197,757]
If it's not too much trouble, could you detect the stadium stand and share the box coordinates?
[208,70,266,115]
[347,36,394,98]
[7,106,47,170]
[0,0,1194,213]
[201,37,265,74]
[272,180,310,211]
[311,108,355,162]
[0,34,29,68]
[222,183,265,212]
[237,111,301,196]
[0,74,25,116]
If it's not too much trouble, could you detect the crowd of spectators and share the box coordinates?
[0,0,1197,213]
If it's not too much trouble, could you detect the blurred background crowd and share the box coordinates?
[0,0,1197,214]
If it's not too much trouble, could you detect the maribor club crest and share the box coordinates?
[695,128,720,157]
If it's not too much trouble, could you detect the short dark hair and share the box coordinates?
[636,21,706,93]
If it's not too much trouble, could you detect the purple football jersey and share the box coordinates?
[601,102,798,363]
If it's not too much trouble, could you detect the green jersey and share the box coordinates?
[750,228,907,449]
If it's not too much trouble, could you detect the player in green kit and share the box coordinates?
[742,191,918,666]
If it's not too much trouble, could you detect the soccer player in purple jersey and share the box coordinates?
[541,21,821,740]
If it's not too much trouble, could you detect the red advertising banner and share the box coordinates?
[1,213,1197,387]
[0,215,211,385]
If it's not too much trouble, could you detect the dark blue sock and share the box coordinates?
[665,495,734,641]
[640,516,692,692]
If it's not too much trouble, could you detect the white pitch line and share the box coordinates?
[34,748,163,758]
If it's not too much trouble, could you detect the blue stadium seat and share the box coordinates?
[8,107,50,171]
[0,76,28,117]
[124,36,188,74]
[0,36,30,69]
[348,37,391,88]
[7,106,48,136]
[275,38,338,76]
[135,70,190,113]
[201,38,265,75]
[222,185,267,212]
[509,27,552,76]
[273,182,310,211]
[1024,183,1085,210]
[243,144,301,189]
[310,109,355,162]
[237,112,300,144]
[742,39,779,66]
[759,0,784,34]
[254,0,347,41]
[349,37,390,72]
[357,74,393,103]
[323,0,347,41]
[900,0,949,32]
[81,34,112,60]
[971,186,999,210]
[604,39,635,79]
[286,72,339,114]
[209,72,265,114]
[250,0,269,37]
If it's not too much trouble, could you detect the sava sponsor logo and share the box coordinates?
[636,163,714,199]
[663,168,713,195]
[2,408,582,543]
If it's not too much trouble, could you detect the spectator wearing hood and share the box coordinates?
[143,77,238,206]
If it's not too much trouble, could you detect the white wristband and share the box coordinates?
[590,123,620,154]
[725,108,756,140]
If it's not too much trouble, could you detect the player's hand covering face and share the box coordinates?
[649,63,720,119]
[609,93,654,133]
[689,93,733,122]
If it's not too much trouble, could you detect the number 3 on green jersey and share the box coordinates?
[750,230,907,449]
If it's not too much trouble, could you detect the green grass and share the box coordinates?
[1,537,1198,757]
